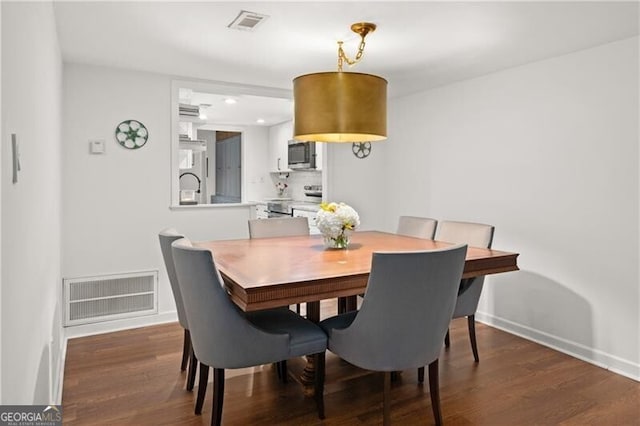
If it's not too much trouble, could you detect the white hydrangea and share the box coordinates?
[316,202,360,239]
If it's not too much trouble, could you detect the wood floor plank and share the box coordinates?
[62,302,639,425]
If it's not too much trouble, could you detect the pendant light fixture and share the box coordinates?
[293,22,387,143]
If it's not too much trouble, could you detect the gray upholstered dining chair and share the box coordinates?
[320,246,467,426]
[248,216,310,238]
[158,229,198,391]
[396,216,437,239]
[347,215,440,314]
[171,237,327,426]
[435,220,494,362]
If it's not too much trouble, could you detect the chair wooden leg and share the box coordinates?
[468,315,479,362]
[181,329,191,371]
[211,368,225,426]
[195,363,209,415]
[417,366,424,384]
[383,371,391,426]
[314,352,325,419]
[186,350,198,391]
[278,360,288,383]
[428,359,442,426]
[444,329,450,348]
[345,295,358,312]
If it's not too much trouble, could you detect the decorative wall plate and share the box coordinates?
[352,142,372,159]
[115,120,148,149]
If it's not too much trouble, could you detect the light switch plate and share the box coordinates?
[89,139,105,154]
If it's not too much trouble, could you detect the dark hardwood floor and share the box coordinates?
[62,302,639,425]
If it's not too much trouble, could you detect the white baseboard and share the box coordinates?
[475,311,640,382]
[54,311,179,404]
[53,336,67,405]
[64,311,178,340]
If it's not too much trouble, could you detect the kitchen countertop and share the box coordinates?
[248,199,289,205]
[249,199,321,212]
[290,202,321,212]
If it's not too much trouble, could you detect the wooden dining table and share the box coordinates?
[196,230,519,319]
[195,230,519,394]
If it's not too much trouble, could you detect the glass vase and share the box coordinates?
[323,232,350,249]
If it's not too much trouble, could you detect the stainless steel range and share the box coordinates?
[266,201,293,218]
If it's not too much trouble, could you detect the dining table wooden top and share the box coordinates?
[195,230,519,312]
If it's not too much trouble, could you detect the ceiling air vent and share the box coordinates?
[228,10,269,31]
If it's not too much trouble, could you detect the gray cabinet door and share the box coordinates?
[227,136,241,198]
[215,135,241,203]
[215,139,225,196]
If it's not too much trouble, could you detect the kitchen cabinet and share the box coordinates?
[268,121,292,172]
[253,203,268,219]
[293,208,320,235]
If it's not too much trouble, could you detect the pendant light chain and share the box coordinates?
[337,36,368,72]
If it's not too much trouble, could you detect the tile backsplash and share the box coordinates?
[270,170,322,202]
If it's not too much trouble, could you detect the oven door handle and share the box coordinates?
[267,210,293,218]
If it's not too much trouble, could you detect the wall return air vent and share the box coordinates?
[228,10,269,31]
[63,271,158,326]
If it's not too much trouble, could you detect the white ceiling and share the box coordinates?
[53,1,638,124]
[179,88,292,126]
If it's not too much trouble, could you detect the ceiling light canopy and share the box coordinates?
[293,22,387,143]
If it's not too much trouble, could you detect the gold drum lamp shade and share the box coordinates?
[293,72,387,142]
[293,22,387,143]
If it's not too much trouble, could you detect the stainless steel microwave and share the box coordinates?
[288,140,316,169]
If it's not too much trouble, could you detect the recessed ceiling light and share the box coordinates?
[224,98,237,105]
[256,118,265,124]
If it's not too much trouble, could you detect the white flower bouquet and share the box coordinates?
[316,202,360,249]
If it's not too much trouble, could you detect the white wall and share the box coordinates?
[383,37,639,378]
[1,2,63,403]
[242,125,273,201]
[325,141,389,232]
[62,64,266,325]
[0,1,4,403]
